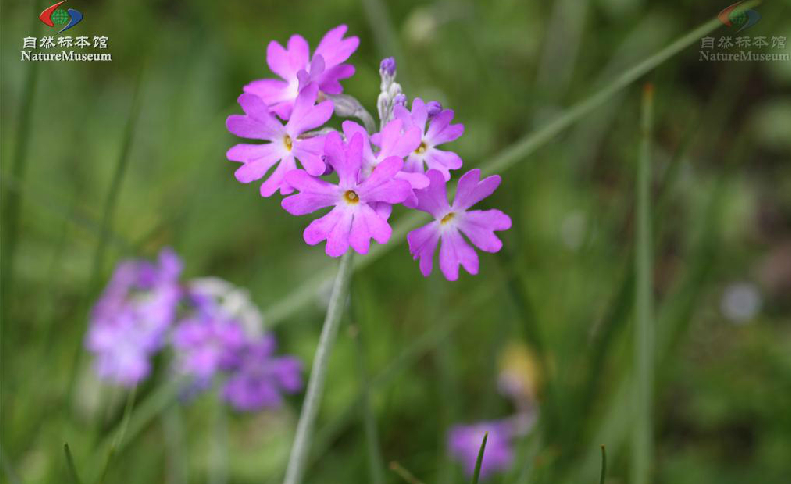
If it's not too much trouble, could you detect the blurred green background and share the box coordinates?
[2,0,791,483]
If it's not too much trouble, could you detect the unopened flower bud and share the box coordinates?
[379,57,397,77]
[426,101,442,119]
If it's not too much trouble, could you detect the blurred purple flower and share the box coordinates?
[222,334,303,411]
[448,420,514,479]
[171,302,246,382]
[407,170,511,280]
[394,97,464,180]
[227,84,333,197]
[244,25,358,120]
[281,131,412,256]
[86,249,183,386]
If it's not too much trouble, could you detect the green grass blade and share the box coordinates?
[390,461,426,484]
[89,67,146,292]
[576,43,753,431]
[64,443,83,484]
[88,380,182,481]
[95,387,137,484]
[631,83,655,484]
[599,445,607,484]
[560,144,737,484]
[64,64,147,407]
[470,432,488,484]
[0,177,135,253]
[0,0,42,329]
[263,3,757,328]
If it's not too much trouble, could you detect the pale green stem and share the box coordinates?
[632,83,654,484]
[283,250,354,484]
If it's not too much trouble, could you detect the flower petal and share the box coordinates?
[396,171,430,190]
[227,144,283,184]
[412,169,451,218]
[409,97,429,134]
[375,120,422,159]
[341,121,376,170]
[348,207,371,254]
[292,135,328,176]
[326,206,354,257]
[426,110,464,145]
[304,206,344,246]
[244,78,293,106]
[452,169,502,211]
[425,148,463,176]
[266,40,294,80]
[407,222,441,277]
[325,132,362,187]
[361,203,392,244]
[286,35,310,73]
[458,209,511,253]
[288,85,333,135]
[259,153,297,197]
[439,229,479,281]
[318,64,355,94]
[314,25,359,67]
[371,202,392,221]
[226,96,285,140]
[282,171,340,215]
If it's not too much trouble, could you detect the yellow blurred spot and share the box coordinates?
[498,342,542,402]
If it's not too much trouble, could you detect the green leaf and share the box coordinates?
[471,432,488,484]
[64,443,82,484]
[599,445,607,484]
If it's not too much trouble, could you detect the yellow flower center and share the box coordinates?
[415,141,427,155]
[440,212,455,224]
[343,190,359,204]
[283,135,293,151]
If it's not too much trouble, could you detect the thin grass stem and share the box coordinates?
[631,83,655,484]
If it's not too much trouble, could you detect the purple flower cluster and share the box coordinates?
[86,249,302,411]
[227,26,511,280]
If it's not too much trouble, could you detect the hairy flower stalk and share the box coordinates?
[283,250,354,484]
